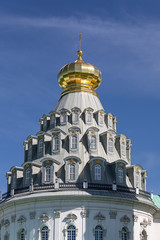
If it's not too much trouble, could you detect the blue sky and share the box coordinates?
[0,0,160,194]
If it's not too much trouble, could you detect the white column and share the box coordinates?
[53,210,61,240]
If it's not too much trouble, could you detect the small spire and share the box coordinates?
[77,33,83,60]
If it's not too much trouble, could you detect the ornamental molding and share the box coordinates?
[53,210,61,218]
[30,212,36,220]
[38,213,49,223]
[81,209,89,218]
[17,216,26,224]
[65,213,77,220]
[120,215,130,224]
[140,218,148,228]
[132,214,138,222]
[109,211,117,219]
[94,212,105,221]
[11,215,16,223]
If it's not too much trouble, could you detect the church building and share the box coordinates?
[0,43,160,240]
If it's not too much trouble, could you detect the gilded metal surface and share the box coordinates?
[57,50,102,94]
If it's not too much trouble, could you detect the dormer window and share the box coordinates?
[42,160,54,184]
[71,135,78,149]
[65,157,81,183]
[52,132,60,153]
[45,165,51,182]
[50,113,56,128]
[71,108,80,124]
[12,170,16,189]
[118,167,123,184]
[108,137,114,153]
[85,108,93,125]
[38,136,44,158]
[69,164,75,180]
[108,114,113,129]
[95,164,101,180]
[90,135,97,150]
[87,128,99,153]
[69,127,80,153]
[99,111,104,125]
[60,110,68,125]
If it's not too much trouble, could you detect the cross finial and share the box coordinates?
[79,33,81,51]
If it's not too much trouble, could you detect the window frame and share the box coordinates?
[95,225,103,240]
[25,168,31,185]
[94,164,102,181]
[117,167,124,184]
[67,225,76,240]
[41,226,49,240]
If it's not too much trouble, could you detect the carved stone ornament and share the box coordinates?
[30,212,36,219]
[54,210,61,218]
[17,216,26,224]
[132,214,138,222]
[140,218,148,228]
[94,212,105,221]
[4,219,10,227]
[11,215,16,223]
[120,215,131,224]
[81,209,89,218]
[65,213,77,220]
[109,211,117,219]
[38,213,49,223]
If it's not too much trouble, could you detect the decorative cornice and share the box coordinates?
[94,212,105,221]
[65,213,77,220]
[120,215,130,224]
[17,216,26,224]
[38,213,49,223]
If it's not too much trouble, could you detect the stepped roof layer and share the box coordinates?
[153,195,160,208]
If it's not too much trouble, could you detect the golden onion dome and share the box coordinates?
[57,50,102,97]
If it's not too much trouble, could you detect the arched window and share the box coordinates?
[99,112,104,125]
[141,230,147,240]
[108,115,113,128]
[121,227,127,240]
[90,135,97,150]
[25,168,30,185]
[72,111,79,123]
[121,141,126,156]
[108,138,114,152]
[118,167,123,184]
[95,225,103,240]
[86,111,92,123]
[45,166,51,182]
[71,135,78,149]
[54,135,60,151]
[12,172,16,189]
[95,164,101,181]
[67,225,76,240]
[61,112,67,124]
[70,164,75,180]
[20,229,25,240]
[41,226,49,240]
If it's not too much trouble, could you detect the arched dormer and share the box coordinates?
[71,107,81,125]
[60,108,70,125]
[89,157,106,183]
[64,156,81,183]
[86,127,99,154]
[84,107,94,125]
[68,127,81,153]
